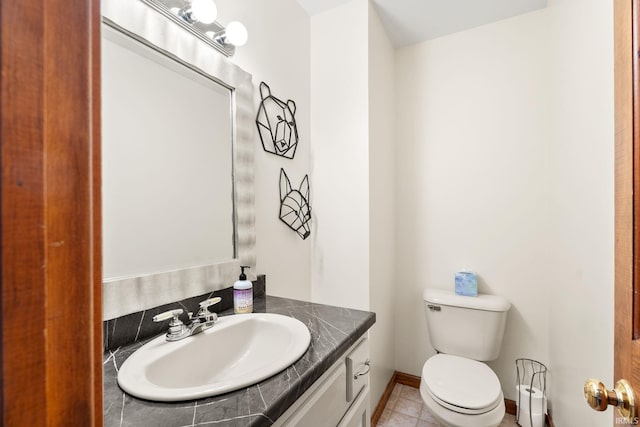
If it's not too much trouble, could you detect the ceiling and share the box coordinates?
[296,0,548,47]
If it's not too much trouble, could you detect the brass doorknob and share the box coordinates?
[584,379,637,421]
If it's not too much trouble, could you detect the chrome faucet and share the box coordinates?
[153,297,221,342]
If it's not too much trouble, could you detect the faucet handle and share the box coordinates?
[196,297,221,324]
[198,297,222,311]
[153,309,189,341]
[153,308,184,323]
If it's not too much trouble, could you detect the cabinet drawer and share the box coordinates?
[274,333,372,427]
[280,362,350,427]
[345,337,370,402]
[338,385,370,427]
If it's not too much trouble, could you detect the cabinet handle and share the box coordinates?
[354,359,371,380]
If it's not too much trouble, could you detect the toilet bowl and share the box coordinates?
[421,289,511,427]
[420,354,505,427]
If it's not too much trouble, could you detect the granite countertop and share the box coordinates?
[103,295,376,427]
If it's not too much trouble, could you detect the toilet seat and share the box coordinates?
[422,354,502,415]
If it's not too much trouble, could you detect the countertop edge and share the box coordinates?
[261,312,376,424]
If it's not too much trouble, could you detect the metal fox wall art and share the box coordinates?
[256,82,299,159]
[279,169,311,240]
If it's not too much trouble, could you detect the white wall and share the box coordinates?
[394,2,614,424]
[215,0,312,301]
[310,0,397,407]
[546,0,614,425]
[368,1,397,408]
[224,0,397,409]
[310,0,371,311]
[395,9,552,399]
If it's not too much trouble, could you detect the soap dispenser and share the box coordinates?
[233,266,253,314]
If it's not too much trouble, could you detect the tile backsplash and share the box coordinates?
[103,275,266,351]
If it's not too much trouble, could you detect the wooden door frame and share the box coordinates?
[1,0,103,425]
[615,0,640,423]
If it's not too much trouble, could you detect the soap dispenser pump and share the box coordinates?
[233,266,253,314]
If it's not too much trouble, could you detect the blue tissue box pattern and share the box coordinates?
[455,272,478,296]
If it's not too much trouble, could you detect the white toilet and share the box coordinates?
[421,289,511,427]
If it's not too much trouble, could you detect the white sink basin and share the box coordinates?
[117,313,311,401]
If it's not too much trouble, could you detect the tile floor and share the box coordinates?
[375,383,518,427]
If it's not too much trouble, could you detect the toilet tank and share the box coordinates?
[423,289,510,361]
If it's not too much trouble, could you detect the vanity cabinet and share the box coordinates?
[338,387,370,427]
[274,335,371,427]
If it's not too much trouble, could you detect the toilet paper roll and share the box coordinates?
[517,408,545,427]
[516,385,546,427]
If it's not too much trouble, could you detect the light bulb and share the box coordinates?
[225,21,248,47]
[191,0,217,24]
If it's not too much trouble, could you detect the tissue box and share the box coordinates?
[455,272,478,296]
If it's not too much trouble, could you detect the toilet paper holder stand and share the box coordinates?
[515,358,547,427]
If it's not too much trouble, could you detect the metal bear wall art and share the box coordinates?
[279,169,311,240]
[256,82,299,159]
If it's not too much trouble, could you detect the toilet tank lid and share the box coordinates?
[423,289,511,312]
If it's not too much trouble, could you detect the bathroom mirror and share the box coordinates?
[101,0,255,320]
[102,25,235,279]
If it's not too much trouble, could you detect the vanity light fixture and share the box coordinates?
[179,0,217,25]
[141,0,248,57]
[207,21,248,48]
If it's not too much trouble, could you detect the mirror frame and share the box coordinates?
[101,0,255,320]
